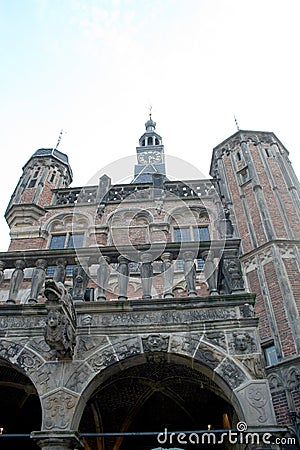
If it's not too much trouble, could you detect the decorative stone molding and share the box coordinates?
[42,389,79,430]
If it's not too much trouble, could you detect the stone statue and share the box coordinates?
[45,309,75,359]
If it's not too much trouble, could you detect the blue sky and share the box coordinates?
[1,0,300,250]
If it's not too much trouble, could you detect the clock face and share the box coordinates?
[138,150,162,164]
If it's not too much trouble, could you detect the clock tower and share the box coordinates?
[133,115,166,183]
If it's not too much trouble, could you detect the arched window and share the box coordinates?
[148,136,153,146]
[155,137,159,145]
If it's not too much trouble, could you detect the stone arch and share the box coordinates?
[105,207,154,227]
[106,207,154,247]
[42,212,92,246]
[0,351,43,448]
[68,333,275,433]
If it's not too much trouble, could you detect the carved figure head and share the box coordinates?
[234,333,249,352]
[47,310,61,328]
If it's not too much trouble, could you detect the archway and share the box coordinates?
[0,359,42,450]
[79,357,237,450]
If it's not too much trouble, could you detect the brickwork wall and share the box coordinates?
[243,182,266,246]
[249,144,288,239]
[263,261,296,356]
[283,258,300,313]
[271,391,291,425]
[220,153,253,253]
[247,269,272,340]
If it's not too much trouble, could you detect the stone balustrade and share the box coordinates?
[0,240,244,304]
[52,179,219,206]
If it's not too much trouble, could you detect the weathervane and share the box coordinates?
[233,115,240,131]
[149,105,152,119]
[55,129,66,150]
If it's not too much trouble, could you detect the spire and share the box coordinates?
[145,106,156,132]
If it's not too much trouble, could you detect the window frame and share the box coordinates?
[49,232,85,250]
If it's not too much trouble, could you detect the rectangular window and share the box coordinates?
[68,233,84,248]
[240,168,250,184]
[49,235,66,249]
[193,227,210,241]
[176,258,204,271]
[264,345,278,366]
[49,233,84,249]
[174,228,191,242]
[47,264,76,277]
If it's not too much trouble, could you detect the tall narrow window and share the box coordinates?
[193,226,210,241]
[264,345,278,366]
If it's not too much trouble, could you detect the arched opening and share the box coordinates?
[148,137,153,146]
[79,358,237,450]
[0,359,42,450]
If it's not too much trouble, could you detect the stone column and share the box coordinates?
[97,256,110,301]
[72,260,89,301]
[161,252,174,298]
[31,431,83,450]
[0,261,4,285]
[183,251,197,297]
[117,255,130,300]
[140,253,153,300]
[53,259,67,284]
[28,259,47,304]
[203,250,218,295]
[7,259,25,303]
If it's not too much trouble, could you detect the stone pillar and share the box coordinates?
[161,252,174,298]
[203,250,218,295]
[31,431,83,450]
[222,249,245,293]
[28,259,47,304]
[140,253,153,300]
[0,261,4,285]
[53,259,67,284]
[7,259,25,303]
[72,260,89,302]
[97,256,110,301]
[183,251,197,297]
[117,255,130,300]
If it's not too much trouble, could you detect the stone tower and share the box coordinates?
[210,130,300,425]
[5,147,72,251]
[133,114,166,183]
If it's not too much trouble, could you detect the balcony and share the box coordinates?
[0,240,245,305]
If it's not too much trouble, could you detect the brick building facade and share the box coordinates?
[0,117,299,449]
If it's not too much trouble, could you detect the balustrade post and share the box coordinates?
[203,250,218,295]
[0,261,4,285]
[183,251,197,297]
[28,259,47,304]
[7,259,25,304]
[161,252,174,298]
[53,259,67,284]
[222,249,245,293]
[97,256,110,301]
[140,253,153,300]
[117,255,130,300]
[72,260,89,301]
